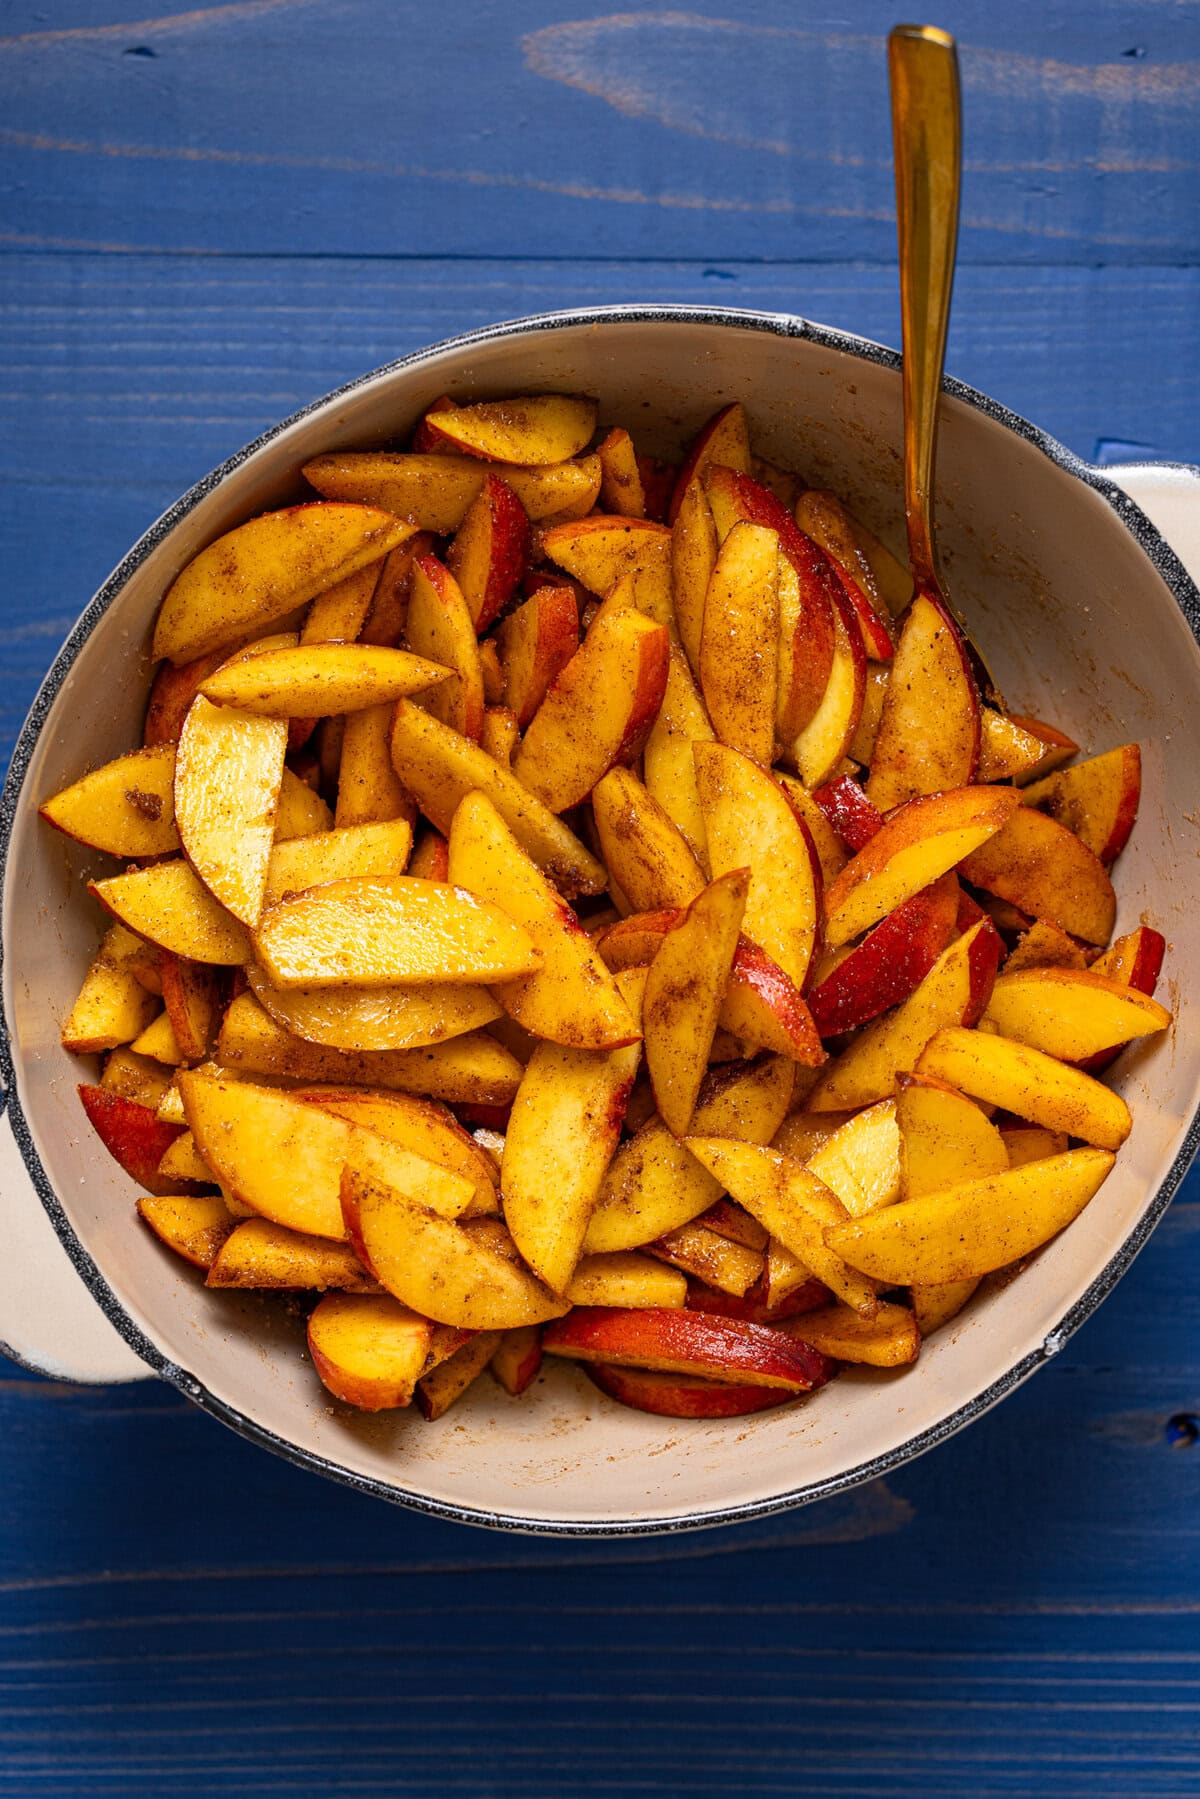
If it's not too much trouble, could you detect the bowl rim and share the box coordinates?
[2,300,1199,1537]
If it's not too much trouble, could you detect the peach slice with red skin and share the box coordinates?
[77,1085,193,1197]
[496,585,579,729]
[807,873,960,1036]
[542,1305,833,1392]
[421,393,598,464]
[1080,925,1168,1072]
[917,1025,1131,1149]
[539,516,673,623]
[670,475,718,677]
[597,427,647,518]
[981,966,1171,1062]
[307,1292,433,1410]
[144,652,226,747]
[793,489,896,659]
[824,785,1020,948]
[158,952,222,1063]
[812,775,884,852]
[446,473,530,632]
[586,1362,799,1418]
[643,870,749,1135]
[703,465,839,735]
[1021,744,1141,864]
[138,1194,236,1269]
[976,708,1079,784]
[490,1326,544,1396]
[684,1275,829,1325]
[512,598,669,813]
[866,591,981,811]
[959,805,1116,946]
[637,456,677,524]
[668,402,751,524]
[416,1331,502,1420]
[789,576,867,786]
[405,554,486,743]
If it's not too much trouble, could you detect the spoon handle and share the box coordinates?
[889,23,962,595]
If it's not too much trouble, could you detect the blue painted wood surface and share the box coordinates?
[2,3,1199,1793]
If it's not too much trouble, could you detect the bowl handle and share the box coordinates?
[1103,462,1200,586]
[0,1109,151,1384]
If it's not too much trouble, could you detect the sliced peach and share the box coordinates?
[848,663,890,765]
[586,1362,797,1418]
[584,1056,795,1254]
[153,504,411,665]
[422,393,597,464]
[959,806,1116,946]
[408,826,450,883]
[445,473,530,631]
[808,920,1002,1111]
[776,776,847,887]
[343,1165,567,1330]
[207,1218,377,1290]
[788,575,867,787]
[638,455,678,524]
[543,1305,831,1392]
[540,514,671,597]
[216,992,523,1106]
[77,1085,190,1197]
[264,819,413,907]
[276,765,333,839]
[699,520,780,766]
[668,403,751,524]
[307,1292,433,1410]
[448,792,637,1051]
[778,1300,918,1366]
[694,742,822,992]
[181,1069,473,1238]
[359,531,434,646]
[896,1073,1009,1201]
[644,870,748,1135]
[807,873,960,1036]
[245,964,500,1053]
[685,1275,829,1326]
[199,644,447,718]
[1005,713,1080,782]
[910,1280,980,1335]
[137,1193,237,1270]
[404,554,486,742]
[416,1331,501,1420]
[61,925,161,1054]
[597,426,646,517]
[703,466,839,737]
[917,1025,1131,1149]
[490,1325,543,1396]
[254,875,540,988]
[1021,744,1141,863]
[566,1253,687,1310]
[175,695,287,926]
[643,645,714,866]
[158,952,221,1063]
[131,1008,185,1067]
[1003,919,1088,975]
[981,967,1170,1061]
[648,1223,764,1296]
[41,745,181,858]
[500,987,643,1293]
[670,474,719,676]
[299,1087,499,1218]
[824,785,1019,948]
[1000,1125,1069,1167]
[90,861,252,966]
[811,774,883,852]
[865,592,980,810]
[496,585,580,729]
[684,1139,878,1316]
[591,768,704,915]
[802,1101,903,1218]
[793,489,895,659]
[101,1046,174,1111]
[1092,925,1165,996]
[827,1147,1116,1285]
[512,601,668,812]
[976,708,1078,784]
[304,451,602,532]
[389,699,606,899]
[144,652,226,747]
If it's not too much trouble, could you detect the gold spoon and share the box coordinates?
[888,22,999,701]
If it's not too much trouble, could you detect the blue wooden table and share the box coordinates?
[2,4,1199,1792]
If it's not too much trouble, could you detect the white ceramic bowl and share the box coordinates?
[2,306,1199,1535]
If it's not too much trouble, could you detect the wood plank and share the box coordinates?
[1,0,1197,263]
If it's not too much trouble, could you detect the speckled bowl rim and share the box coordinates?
[2,303,1199,1536]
